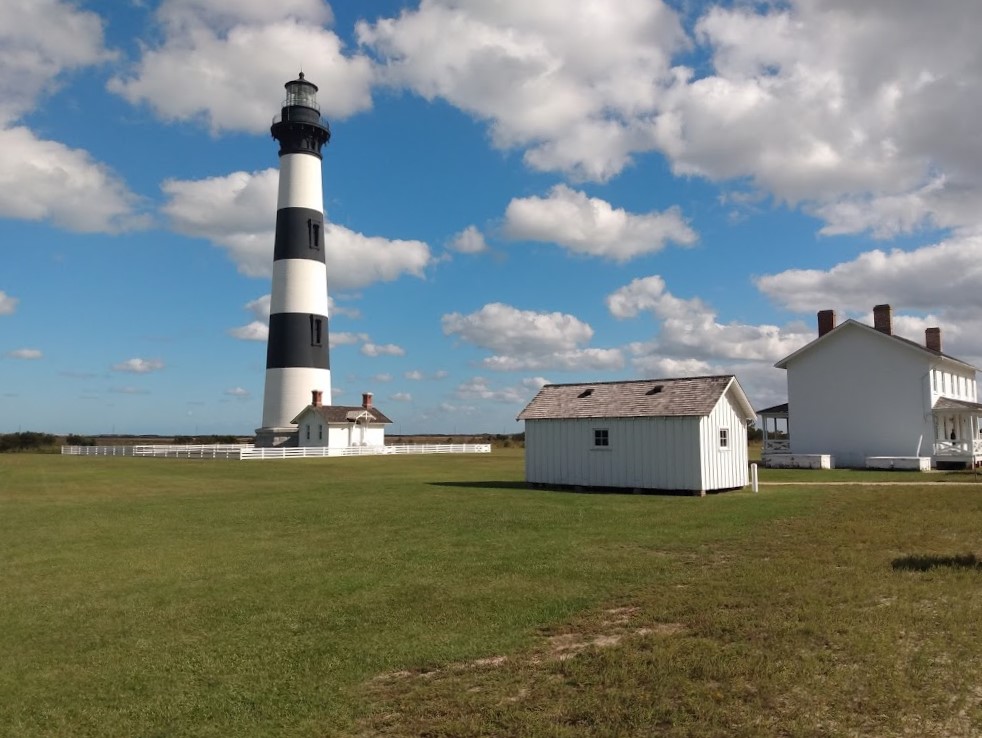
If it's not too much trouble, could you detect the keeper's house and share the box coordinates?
[517,376,755,495]
[292,391,392,448]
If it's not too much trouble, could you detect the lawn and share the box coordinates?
[1,451,981,737]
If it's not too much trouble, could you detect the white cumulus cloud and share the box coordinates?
[442,302,623,372]
[109,1,373,133]
[7,348,42,360]
[448,225,488,254]
[0,127,146,233]
[504,185,696,260]
[162,168,432,288]
[112,357,165,374]
[608,275,812,364]
[0,0,115,125]
[361,342,405,357]
[0,290,17,315]
[358,0,685,181]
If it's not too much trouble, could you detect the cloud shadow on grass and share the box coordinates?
[891,553,982,572]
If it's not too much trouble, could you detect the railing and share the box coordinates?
[239,444,491,460]
[62,444,492,460]
[62,445,251,458]
[933,439,982,457]
[763,439,791,453]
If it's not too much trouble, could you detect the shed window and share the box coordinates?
[318,424,323,441]
[594,428,609,447]
[719,427,729,449]
[305,424,311,441]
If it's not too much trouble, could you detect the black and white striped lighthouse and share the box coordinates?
[255,73,332,447]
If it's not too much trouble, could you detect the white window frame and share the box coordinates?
[719,427,729,449]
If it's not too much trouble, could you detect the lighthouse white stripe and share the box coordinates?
[277,153,324,212]
[261,367,332,429]
[269,260,329,315]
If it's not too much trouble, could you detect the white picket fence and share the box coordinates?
[61,443,491,460]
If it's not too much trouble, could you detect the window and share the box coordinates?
[305,424,310,440]
[308,219,321,250]
[578,388,594,398]
[594,428,609,447]
[318,424,323,441]
[311,316,323,346]
[646,385,664,395]
[719,427,729,449]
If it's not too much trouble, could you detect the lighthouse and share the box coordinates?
[255,73,332,448]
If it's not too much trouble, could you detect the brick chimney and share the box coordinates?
[873,304,893,335]
[311,390,322,407]
[925,327,942,353]
[817,309,836,337]
[362,392,373,409]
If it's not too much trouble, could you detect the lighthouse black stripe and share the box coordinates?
[266,313,331,369]
[273,207,327,262]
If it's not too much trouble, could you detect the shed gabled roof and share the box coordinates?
[774,319,977,371]
[291,405,393,424]
[517,375,755,421]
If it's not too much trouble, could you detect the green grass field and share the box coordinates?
[2,451,981,737]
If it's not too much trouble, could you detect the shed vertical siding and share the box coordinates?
[525,416,706,491]
[698,391,749,490]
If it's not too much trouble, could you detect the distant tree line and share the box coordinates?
[0,432,59,452]
[172,435,242,445]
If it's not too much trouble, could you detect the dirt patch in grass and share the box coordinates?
[358,487,982,738]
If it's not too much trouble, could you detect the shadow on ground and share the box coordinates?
[428,481,713,496]
[891,553,982,572]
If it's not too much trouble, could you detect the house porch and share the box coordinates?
[932,398,982,468]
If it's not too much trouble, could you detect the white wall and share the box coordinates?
[296,414,386,448]
[261,367,331,430]
[698,389,749,489]
[525,415,714,491]
[787,326,932,466]
[277,153,323,211]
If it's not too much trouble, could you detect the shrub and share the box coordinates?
[0,432,58,453]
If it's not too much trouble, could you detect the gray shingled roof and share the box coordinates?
[933,397,982,412]
[292,405,393,424]
[518,375,746,420]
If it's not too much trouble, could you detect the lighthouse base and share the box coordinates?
[254,426,299,448]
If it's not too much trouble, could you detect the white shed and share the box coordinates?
[517,376,755,495]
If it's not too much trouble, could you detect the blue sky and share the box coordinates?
[3,0,982,436]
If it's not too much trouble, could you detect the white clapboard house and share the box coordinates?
[760,304,982,469]
[517,376,755,495]
[292,391,392,448]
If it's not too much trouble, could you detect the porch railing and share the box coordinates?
[932,439,982,456]
[763,438,791,454]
